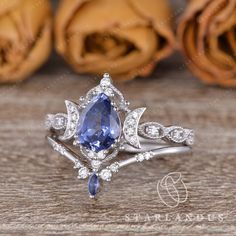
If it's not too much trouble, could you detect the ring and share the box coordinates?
[45,73,194,198]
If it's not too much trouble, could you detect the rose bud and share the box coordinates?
[55,0,175,81]
[0,0,52,83]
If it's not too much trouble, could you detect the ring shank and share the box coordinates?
[47,135,192,170]
[119,146,191,168]
[123,136,190,153]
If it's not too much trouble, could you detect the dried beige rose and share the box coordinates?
[0,0,52,83]
[55,0,175,81]
[178,0,236,87]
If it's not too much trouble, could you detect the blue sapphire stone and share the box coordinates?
[77,93,121,152]
[88,173,99,197]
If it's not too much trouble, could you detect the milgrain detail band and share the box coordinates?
[45,73,194,198]
[139,122,194,146]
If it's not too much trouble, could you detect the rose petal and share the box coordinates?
[178,0,236,87]
[55,0,175,81]
[0,0,52,82]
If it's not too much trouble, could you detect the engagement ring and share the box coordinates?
[45,73,194,198]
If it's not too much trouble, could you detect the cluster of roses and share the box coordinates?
[0,0,235,87]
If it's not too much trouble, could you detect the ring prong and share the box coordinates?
[79,96,85,101]
[125,100,130,106]
[103,73,110,78]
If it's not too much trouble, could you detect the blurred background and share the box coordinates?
[0,0,234,86]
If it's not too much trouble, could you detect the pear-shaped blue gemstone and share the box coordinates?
[88,173,99,197]
[77,93,121,152]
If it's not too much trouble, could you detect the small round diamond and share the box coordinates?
[147,125,160,137]
[136,154,144,162]
[52,114,67,130]
[126,118,135,126]
[103,73,110,78]
[168,128,186,142]
[87,151,95,158]
[91,160,102,170]
[126,127,135,136]
[78,167,89,179]
[100,77,111,87]
[109,162,119,172]
[186,131,194,145]
[97,151,106,159]
[144,152,152,160]
[100,169,112,181]
[79,96,85,101]
[74,161,82,169]
[103,88,114,97]
[70,123,76,129]
[132,112,138,118]
[72,113,78,120]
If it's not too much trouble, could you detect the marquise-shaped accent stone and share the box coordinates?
[88,173,100,197]
[77,93,121,152]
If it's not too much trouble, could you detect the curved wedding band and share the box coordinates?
[45,73,194,198]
